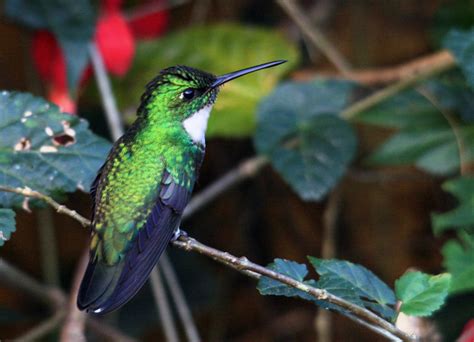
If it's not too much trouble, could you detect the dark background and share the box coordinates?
[0,1,470,340]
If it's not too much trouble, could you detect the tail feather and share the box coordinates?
[77,199,179,315]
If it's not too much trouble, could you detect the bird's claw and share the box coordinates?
[171,228,188,242]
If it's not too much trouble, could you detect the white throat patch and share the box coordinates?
[183,105,213,145]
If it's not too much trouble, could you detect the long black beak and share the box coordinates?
[211,60,287,89]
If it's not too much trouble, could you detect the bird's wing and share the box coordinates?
[77,166,195,314]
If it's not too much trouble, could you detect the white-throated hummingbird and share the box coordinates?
[77,60,286,314]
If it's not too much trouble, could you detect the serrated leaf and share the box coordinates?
[444,28,474,89]
[5,0,95,93]
[0,209,15,247]
[257,259,333,310]
[308,257,396,320]
[0,91,111,207]
[395,271,451,317]
[255,80,357,201]
[258,259,311,298]
[442,233,474,294]
[114,24,299,137]
[432,177,474,234]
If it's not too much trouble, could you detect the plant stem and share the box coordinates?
[0,257,137,341]
[59,249,89,342]
[150,267,179,342]
[37,208,60,286]
[160,253,201,342]
[183,155,268,219]
[341,52,455,120]
[172,236,415,342]
[17,309,66,342]
[277,0,351,74]
[0,188,414,341]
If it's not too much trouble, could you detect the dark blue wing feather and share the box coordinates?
[77,169,194,314]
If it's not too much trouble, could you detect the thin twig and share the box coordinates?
[0,186,90,226]
[59,249,89,342]
[315,186,343,342]
[37,208,60,286]
[0,258,137,341]
[0,188,414,341]
[183,155,268,219]
[171,236,415,342]
[17,309,66,342]
[346,313,402,341]
[89,43,124,139]
[292,50,455,85]
[0,258,65,309]
[341,53,455,120]
[150,268,179,342]
[277,0,351,74]
[160,253,201,342]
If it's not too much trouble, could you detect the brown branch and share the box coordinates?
[0,258,137,341]
[0,186,90,227]
[1,188,414,341]
[17,309,66,341]
[183,155,268,219]
[160,253,201,342]
[59,249,89,342]
[171,236,415,342]
[277,0,351,74]
[292,50,455,85]
[341,52,455,120]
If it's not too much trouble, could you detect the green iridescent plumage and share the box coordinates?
[77,60,286,314]
[92,66,216,265]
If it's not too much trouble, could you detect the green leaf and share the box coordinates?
[257,259,333,310]
[308,257,396,320]
[114,24,299,137]
[444,28,474,89]
[442,233,474,294]
[0,91,111,207]
[255,80,357,201]
[5,0,95,93]
[358,88,474,175]
[395,272,451,317]
[0,209,15,247]
[258,259,313,298]
[432,177,474,235]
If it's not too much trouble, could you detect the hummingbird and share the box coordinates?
[77,60,286,314]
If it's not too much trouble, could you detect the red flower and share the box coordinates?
[459,319,474,342]
[31,0,168,113]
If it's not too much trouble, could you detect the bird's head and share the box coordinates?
[139,60,286,144]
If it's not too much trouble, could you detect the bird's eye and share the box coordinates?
[182,88,195,100]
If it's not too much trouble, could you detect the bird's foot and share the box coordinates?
[171,228,188,242]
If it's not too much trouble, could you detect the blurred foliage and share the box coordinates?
[431,0,474,47]
[444,28,474,89]
[395,271,451,317]
[432,177,474,234]
[442,233,474,294]
[0,209,15,247]
[357,83,474,175]
[4,0,95,93]
[255,80,357,201]
[433,177,474,295]
[114,24,299,137]
[0,91,110,208]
